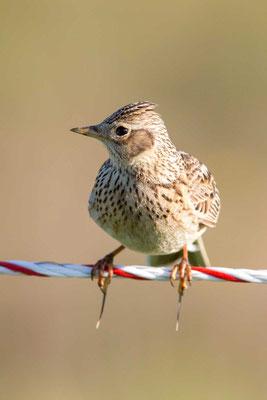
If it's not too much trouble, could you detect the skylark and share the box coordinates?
[71,102,220,328]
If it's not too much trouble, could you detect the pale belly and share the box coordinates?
[93,215,204,255]
[88,178,204,255]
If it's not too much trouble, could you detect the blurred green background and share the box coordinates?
[1,0,267,399]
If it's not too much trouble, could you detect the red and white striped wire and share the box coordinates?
[0,261,267,283]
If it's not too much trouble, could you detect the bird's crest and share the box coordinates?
[104,101,158,124]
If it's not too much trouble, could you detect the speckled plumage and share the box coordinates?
[86,102,220,256]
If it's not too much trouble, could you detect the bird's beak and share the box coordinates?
[70,125,111,141]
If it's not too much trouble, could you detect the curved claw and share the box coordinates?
[186,264,192,286]
[170,258,192,294]
[178,258,190,294]
[172,255,192,332]
[91,253,114,292]
[92,255,115,328]
[170,265,178,287]
[91,245,125,329]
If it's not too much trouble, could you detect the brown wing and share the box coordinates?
[178,152,221,228]
[146,151,220,233]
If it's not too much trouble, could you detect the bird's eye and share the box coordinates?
[116,126,129,136]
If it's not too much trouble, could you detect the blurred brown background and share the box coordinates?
[1,1,267,399]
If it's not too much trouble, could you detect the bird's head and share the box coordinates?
[71,102,171,165]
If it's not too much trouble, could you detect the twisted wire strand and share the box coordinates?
[0,261,267,283]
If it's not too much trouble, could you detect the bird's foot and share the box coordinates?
[92,245,125,329]
[170,257,192,294]
[170,246,192,331]
[91,253,114,294]
[92,253,114,329]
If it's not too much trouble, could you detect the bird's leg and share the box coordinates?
[178,246,192,294]
[170,246,192,331]
[170,246,192,290]
[92,245,125,328]
[92,245,125,291]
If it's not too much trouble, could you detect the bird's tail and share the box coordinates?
[146,236,211,267]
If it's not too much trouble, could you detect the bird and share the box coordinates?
[71,101,220,329]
